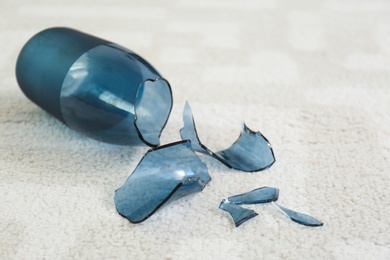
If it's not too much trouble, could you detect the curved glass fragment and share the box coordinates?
[134,78,173,147]
[228,186,279,205]
[180,101,275,172]
[114,140,211,223]
[273,202,324,227]
[215,124,276,171]
[219,199,258,227]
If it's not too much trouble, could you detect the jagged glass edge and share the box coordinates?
[219,199,258,227]
[119,182,184,224]
[114,140,211,223]
[216,123,276,172]
[228,186,279,205]
[272,202,324,227]
[179,101,231,168]
[180,101,275,172]
[134,77,173,147]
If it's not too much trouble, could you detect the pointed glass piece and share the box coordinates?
[228,187,279,205]
[114,140,211,223]
[219,199,258,227]
[180,101,220,156]
[180,101,275,172]
[273,203,324,227]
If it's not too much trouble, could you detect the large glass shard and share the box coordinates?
[114,140,211,223]
[228,186,279,205]
[180,101,275,172]
[273,203,324,227]
[219,199,258,227]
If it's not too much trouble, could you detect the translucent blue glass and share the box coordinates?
[115,140,211,223]
[273,203,324,227]
[16,28,172,146]
[220,187,323,227]
[134,79,172,146]
[219,199,258,227]
[180,101,275,172]
[228,187,279,205]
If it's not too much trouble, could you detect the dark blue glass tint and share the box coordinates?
[16,28,110,122]
[61,44,172,146]
[115,140,211,223]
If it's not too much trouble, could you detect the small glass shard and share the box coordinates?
[273,203,324,227]
[115,140,211,223]
[228,186,279,205]
[219,199,258,227]
[180,101,275,172]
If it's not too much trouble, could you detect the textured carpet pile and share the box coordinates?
[1,0,389,259]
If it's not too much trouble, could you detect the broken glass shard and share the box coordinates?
[219,199,258,227]
[180,101,275,172]
[215,124,275,172]
[228,186,279,205]
[114,140,211,223]
[180,101,223,161]
[273,202,324,227]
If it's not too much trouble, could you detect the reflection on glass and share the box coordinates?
[115,140,211,223]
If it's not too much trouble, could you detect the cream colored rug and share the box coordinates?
[1,0,389,259]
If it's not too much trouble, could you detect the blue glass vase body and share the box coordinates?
[16,27,172,146]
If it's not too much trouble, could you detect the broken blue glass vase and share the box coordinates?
[115,140,211,223]
[16,27,173,146]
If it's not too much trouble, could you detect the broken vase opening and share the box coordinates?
[16,27,172,146]
[115,140,211,223]
[180,101,275,172]
[219,199,258,227]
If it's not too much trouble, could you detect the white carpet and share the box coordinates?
[1,0,390,259]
